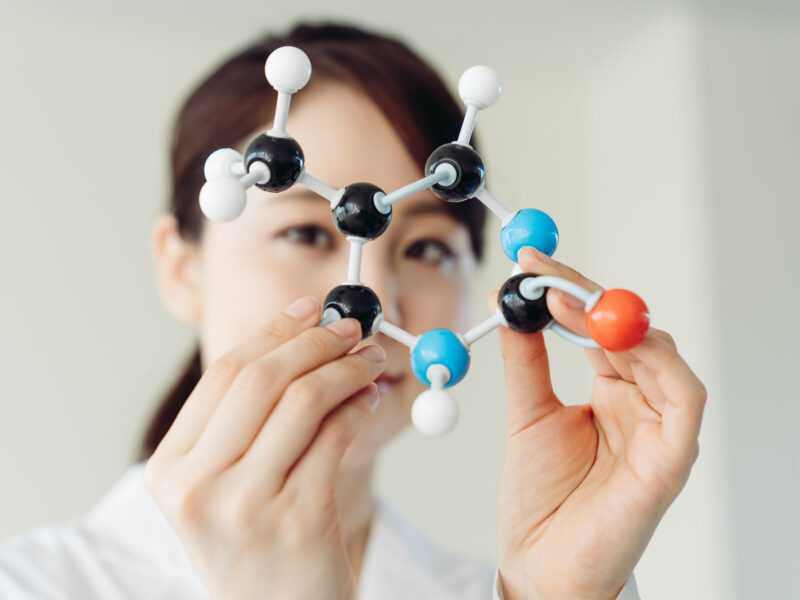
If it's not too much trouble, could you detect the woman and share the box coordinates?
[0,22,705,600]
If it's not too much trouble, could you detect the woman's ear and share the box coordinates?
[151,214,202,325]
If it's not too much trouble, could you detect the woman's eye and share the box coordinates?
[405,238,456,267]
[277,225,334,249]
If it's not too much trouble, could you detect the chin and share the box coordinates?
[339,380,416,470]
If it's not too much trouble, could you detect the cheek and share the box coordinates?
[197,234,331,364]
[400,275,473,334]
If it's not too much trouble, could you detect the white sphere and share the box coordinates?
[411,389,459,436]
[265,46,312,92]
[199,178,247,222]
[458,65,502,109]
[203,148,244,181]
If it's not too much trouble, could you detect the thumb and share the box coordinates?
[487,288,563,431]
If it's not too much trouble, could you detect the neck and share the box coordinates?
[335,460,377,587]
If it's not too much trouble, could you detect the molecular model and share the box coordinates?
[198,46,651,436]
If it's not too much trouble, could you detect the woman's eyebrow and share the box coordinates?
[259,190,456,220]
[260,189,327,204]
[397,201,457,221]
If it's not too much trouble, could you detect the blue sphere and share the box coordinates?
[410,329,470,388]
[500,208,559,261]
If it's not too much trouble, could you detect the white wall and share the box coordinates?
[1,2,797,598]
[700,11,800,597]
[575,11,730,598]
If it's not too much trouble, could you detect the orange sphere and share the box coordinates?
[585,289,650,351]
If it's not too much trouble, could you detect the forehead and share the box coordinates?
[279,81,423,194]
[246,80,459,222]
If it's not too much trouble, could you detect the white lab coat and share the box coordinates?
[0,462,640,599]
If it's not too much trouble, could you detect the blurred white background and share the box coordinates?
[1,1,798,598]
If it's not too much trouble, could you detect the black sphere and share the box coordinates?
[244,134,304,192]
[498,274,554,333]
[424,142,485,202]
[332,182,391,239]
[323,284,383,340]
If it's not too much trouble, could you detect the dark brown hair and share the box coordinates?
[139,22,488,460]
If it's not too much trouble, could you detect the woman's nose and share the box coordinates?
[358,252,403,327]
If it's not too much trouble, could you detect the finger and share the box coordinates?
[283,383,379,495]
[629,334,707,462]
[617,328,676,414]
[488,286,563,433]
[590,376,661,455]
[518,246,603,294]
[628,359,669,415]
[588,327,677,416]
[154,296,322,458]
[550,287,623,379]
[187,317,364,474]
[234,345,387,495]
[517,247,618,378]
[602,327,673,382]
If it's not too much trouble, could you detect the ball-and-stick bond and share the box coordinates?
[198,46,651,436]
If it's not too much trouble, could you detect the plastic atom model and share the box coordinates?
[198,46,651,437]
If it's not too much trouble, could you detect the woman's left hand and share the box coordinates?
[491,246,706,600]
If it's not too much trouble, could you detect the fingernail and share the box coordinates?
[360,345,387,363]
[521,246,556,265]
[284,296,318,320]
[558,289,585,310]
[326,318,361,338]
[366,384,381,410]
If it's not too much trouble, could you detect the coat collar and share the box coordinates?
[82,462,491,599]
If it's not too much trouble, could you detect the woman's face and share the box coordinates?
[190,81,477,467]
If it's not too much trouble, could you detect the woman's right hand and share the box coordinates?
[144,295,387,600]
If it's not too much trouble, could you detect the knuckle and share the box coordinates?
[220,490,259,535]
[651,328,677,349]
[502,336,547,366]
[231,361,277,396]
[347,354,378,380]
[205,353,244,384]
[320,417,351,445]
[591,375,620,407]
[551,261,579,282]
[284,377,322,411]
[256,318,294,344]
[165,485,205,526]
[697,382,708,403]
[300,328,335,356]
[341,398,372,429]
[282,514,320,548]
[559,264,580,281]
[272,483,299,518]
[695,383,708,412]
[557,263,601,292]
[625,384,645,404]
[592,375,613,395]
[282,497,338,548]
[350,398,372,422]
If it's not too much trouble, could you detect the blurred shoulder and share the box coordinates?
[0,461,205,599]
